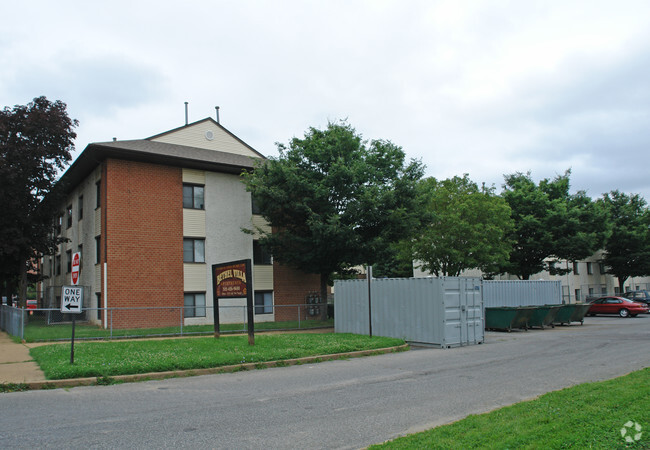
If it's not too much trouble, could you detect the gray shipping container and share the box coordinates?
[334,277,483,348]
[482,280,562,308]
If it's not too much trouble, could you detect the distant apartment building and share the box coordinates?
[41,118,319,328]
[414,250,650,303]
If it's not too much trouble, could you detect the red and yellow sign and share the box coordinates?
[214,263,248,298]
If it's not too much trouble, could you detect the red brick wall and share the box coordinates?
[272,262,321,321]
[104,159,183,328]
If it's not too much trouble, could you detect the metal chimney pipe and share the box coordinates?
[184,102,189,125]
[215,106,220,124]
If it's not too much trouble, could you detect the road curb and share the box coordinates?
[18,343,410,390]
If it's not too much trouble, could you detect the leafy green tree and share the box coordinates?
[371,243,416,278]
[411,175,513,277]
[242,121,424,314]
[598,190,650,291]
[0,97,77,306]
[500,170,608,279]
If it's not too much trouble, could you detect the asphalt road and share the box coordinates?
[1,315,648,449]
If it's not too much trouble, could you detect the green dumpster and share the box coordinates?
[553,304,578,325]
[486,307,533,332]
[569,303,592,325]
[512,307,534,330]
[526,305,561,329]
[485,307,518,331]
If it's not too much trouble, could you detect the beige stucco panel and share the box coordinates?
[182,168,206,184]
[250,215,271,237]
[94,265,101,290]
[253,265,273,290]
[183,209,206,237]
[94,208,101,235]
[184,263,207,292]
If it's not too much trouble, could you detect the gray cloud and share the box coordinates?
[4,53,166,118]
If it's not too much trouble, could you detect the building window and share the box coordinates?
[572,262,579,275]
[78,244,83,270]
[55,254,61,276]
[96,181,101,208]
[599,263,605,274]
[574,289,581,302]
[78,195,83,220]
[601,286,607,294]
[586,262,593,274]
[255,291,273,314]
[614,286,620,294]
[95,236,101,264]
[184,293,206,318]
[66,205,73,228]
[183,239,205,263]
[183,184,204,209]
[588,287,594,296]
[66,250,72,273]
[253,240,272,265]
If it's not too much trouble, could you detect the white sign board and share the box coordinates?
[71,252,80,285]
[61,286,83,314]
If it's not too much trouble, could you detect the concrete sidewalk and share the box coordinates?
[0,331,46,384]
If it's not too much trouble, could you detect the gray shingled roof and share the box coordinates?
[59,137,263,192]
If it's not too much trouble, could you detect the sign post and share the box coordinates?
[61,286,83,364]
[212,259,254,345]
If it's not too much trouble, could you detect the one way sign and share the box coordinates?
[61,286,83,314]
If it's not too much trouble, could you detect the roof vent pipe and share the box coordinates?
[215,106,220,124]
[184,102,189,126]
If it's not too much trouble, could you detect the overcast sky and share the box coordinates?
[2,1,650,200]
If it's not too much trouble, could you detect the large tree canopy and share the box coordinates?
[0,96,77,304]
[499,170,608,279]
[242,121,424,308]
[598,190,650,290]
[411,175,513,277]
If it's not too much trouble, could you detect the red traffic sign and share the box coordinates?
[71,252,81,285]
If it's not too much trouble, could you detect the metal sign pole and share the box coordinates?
[213,297,220,338]
[70,315,76,364]
[245,260,254,346]
[367,265,373,337]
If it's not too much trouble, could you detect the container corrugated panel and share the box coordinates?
[334,277,483,347]
[482,280,562,308]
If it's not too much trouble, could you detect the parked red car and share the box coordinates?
[587,296,649,317]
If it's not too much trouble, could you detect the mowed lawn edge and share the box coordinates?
[370,367,650,449]
[29,333,405,380]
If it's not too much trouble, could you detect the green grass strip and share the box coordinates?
[30,333,403,380]
[371,367,649,449]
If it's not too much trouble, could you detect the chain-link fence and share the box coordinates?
[1,303,333,342]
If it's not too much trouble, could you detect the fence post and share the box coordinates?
[110,308,113,339]
[298,305,301,329]
[21,307,25,341]
[180,307,183,336]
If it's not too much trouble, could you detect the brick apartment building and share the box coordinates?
[41,118,320,328]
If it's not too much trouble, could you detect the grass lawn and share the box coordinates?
[29,333,404,380]
[370,367,650,449]
[20,316,333,342]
